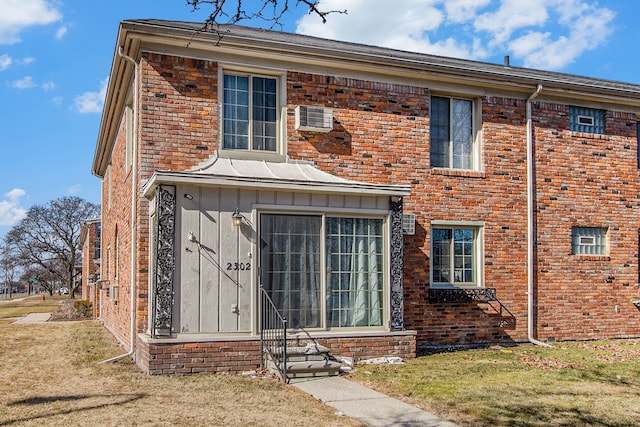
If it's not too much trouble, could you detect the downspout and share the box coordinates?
[526,84,552,347]
[99,46,139,364]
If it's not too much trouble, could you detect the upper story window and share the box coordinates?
[572,227,607,255]
[569,106,605,134]
[431,222,483,288]
[94,223,101,261]
[222,72,279,155]
[430,96,479,170]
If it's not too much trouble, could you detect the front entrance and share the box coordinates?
[260,213,385,330]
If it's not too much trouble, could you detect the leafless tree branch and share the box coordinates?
[185,0,346,39]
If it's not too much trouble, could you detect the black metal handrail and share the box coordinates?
[260,286,288,382]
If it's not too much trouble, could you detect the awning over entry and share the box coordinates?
[141,157,411,198]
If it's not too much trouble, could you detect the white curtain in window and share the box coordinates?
[327,218,383,327]
[261,215,321,328]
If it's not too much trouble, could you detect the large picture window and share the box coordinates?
[430,96,475,170]
[431,225,482,287]
[260,214,385,330]
[223,73,278,152]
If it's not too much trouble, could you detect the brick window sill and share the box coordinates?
[569,131,610,141]
[430,168,486,179]
[574,255,611,261]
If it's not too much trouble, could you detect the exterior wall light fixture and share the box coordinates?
[232,208,244,226]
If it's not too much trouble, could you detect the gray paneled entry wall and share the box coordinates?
[173,185,391,335]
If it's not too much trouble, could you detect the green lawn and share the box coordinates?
[0,294,66,320]
[351,340,640,426]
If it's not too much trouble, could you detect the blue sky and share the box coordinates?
[0,0,638,238]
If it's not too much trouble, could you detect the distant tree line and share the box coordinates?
[0,196,99,298]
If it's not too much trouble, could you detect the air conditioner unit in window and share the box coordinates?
[109,284,119,302]
[295,105,333,132]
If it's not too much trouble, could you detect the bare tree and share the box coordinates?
[6,197,100,298]
[20,264,62,297]
[186,0,346,29]
[0,238,20,298]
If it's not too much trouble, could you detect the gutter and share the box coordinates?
[99,46,139,364]
[526,84,552,348]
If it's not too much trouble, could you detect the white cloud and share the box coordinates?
[0,54,11,71]
[17,57,34,65]
[67,184,82,196]
[295,0,615,71]
[474,0,549,46]
[444,0,491,23]
[66,184,81,195]
[41,81,55,91]
[11,76,36,89]
[0,0,63,45]
[74,77,108,114]
[508,0,615,70]
[55,25,67,40]
[296,0,484,58]
[0,188,27,226]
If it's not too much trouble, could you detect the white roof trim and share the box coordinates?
[141,157,411,198]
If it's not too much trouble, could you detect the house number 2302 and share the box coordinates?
[226,262,251,271]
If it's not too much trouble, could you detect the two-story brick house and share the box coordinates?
[92,19,640,375]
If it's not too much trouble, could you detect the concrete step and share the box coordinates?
[270,343,331,360]
[285,360,342,378]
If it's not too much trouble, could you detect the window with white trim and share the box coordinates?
[222,72,278,153]
[430,96,478,170]
[431,224,483,287]
[570,106,604,134]
[572,227,607,255]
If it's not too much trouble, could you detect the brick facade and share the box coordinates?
[94,22,640,375]
[80,219,101,317]
[137,333,416,375]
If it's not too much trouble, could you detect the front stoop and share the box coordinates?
[266,343,342,379]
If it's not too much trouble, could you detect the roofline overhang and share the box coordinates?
[93,20,640,177]
[141,170,412,199]
[79,218,100,248]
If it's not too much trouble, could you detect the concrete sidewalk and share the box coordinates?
[12,312,52,324]
[291,376,458,427]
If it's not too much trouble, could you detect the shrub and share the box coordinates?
[73,300,93,318]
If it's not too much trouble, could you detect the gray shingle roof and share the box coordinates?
[122,19,640,96]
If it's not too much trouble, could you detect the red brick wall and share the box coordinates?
[284,72,640,345]
[534,105,640,341]
[136,333,416,375]
[100,90,134,348]
[99,51,640,368]
[80,222,101,317]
